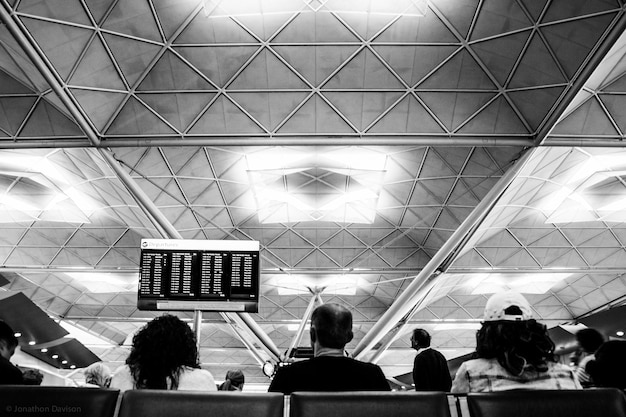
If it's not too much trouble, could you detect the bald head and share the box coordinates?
[310,303,353,350]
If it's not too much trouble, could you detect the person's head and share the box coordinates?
[84,361,112,388]
[126,314,200,390]
[21,368,43,385]
[475,291,556,376]
[411,328,431,350]
[0,320,18,361]
[575,328,605,354]
[220,369,245,391]
[586,340,626,389]
[310,303,353,352]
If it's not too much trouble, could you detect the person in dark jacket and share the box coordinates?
[268,303,390,394]
[0,320,23,385]
[411,328,452,391]
[586,340,626,390]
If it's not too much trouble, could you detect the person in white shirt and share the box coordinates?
[451,291,581,393]
[110,314,216,392]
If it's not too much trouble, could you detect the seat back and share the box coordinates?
[289,391,451,417]
[0,386,119,417]
[118,390,284,417]
[467,388,626,417]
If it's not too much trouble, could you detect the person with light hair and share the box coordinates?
[451,291,581,392]
[84,362,112,388]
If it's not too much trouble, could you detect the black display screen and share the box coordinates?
[138,239,260,312]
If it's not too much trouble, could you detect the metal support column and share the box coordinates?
[193,310,202,351]
[224,316,268,366]
[352,148,535,360]
[228,313,282,360]
[367,281,437,364]
[285,288,322,359]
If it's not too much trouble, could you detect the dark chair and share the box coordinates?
[289,391,452,417]
[117,390,284,417]
[0,386,120,417]
[467,388,626,417]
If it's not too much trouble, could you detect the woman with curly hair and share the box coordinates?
[451,291,581,392]
[110,314,216,391]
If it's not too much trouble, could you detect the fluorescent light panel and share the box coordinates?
[204,0,428,18]
[66,272,138,293]
[0,154,100,223]
[58,321,115,349]
[465,272,571,294]
[267,274,363,295]
[538,151,626,223]
[247,147,386,224]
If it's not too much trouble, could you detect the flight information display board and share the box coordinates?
[138,239,260,312]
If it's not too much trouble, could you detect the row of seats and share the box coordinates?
[0,386,625,417]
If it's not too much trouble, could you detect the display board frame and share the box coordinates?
[137,239,260,312]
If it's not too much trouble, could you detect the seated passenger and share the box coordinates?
[572,328,605,388]
[586,340,626,390]
[83,362,112,388]
[21,368,43,385]
[110,314,216,392]
[268,303,390,394]
[451,291,581,392]
[0,320,23,385]
[218,369,245,391]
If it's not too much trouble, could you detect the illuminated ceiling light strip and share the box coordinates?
[247,148,386,224]
[203,0,428,18]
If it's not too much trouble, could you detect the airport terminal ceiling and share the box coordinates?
[0,0,626,385]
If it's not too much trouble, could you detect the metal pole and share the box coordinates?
[229,313,282,360]
[225,320,268,366]
[193,310,202,351]
[285,291,319,359]
[352,148,535,360]
[367,280,437,364]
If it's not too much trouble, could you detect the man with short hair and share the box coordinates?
[268,303,390,394]
[411,328,452,391]
[0,319,24,385]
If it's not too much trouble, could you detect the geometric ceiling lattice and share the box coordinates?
[0,0,624,386]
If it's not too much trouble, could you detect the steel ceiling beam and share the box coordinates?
[0,137,535,149]
[0,0,281,363]
[12,135,626,148]
[100,136,534,147]
[536,9,626,145]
